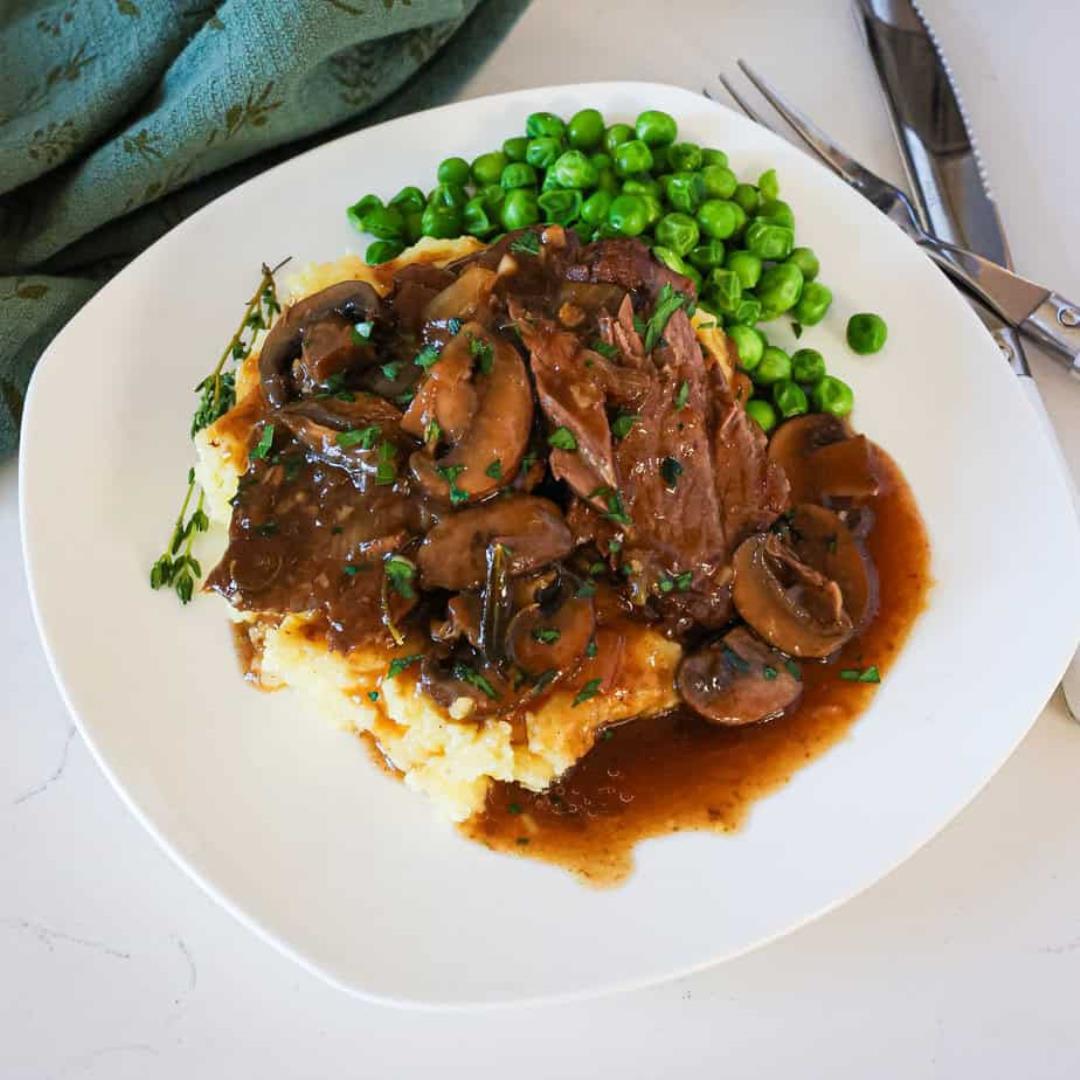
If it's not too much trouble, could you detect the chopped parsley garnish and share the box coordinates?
[452,663,500,700]
[585,638,598,658]
[602,489,631,526]
[784,658,802,681]
[507,802,523,815]
[611,411,639,440]
[600,728,615,741]
[573,678,602,707]
[722,646,752,673]
[532,669,558,692]
[395,387,416,406]
[658,570,693,593]
[520,451,538,473]
[827,536,838,554]
[660,456,683,489]
[791,321,803,339]
[436,463,468,505]
[447,317,462,335]
[414,344,441,370]
[331,525,344,535]
[588,561,606,576]
[591,339,619,360]
[632,314,647,336]
[485,459,503,480]
[351,320,374,345]
[515,837,530,846]
[840,665,881,684]
[336,425,379,450]
[374,441,398,486]
[424,419,442,445]
[251,423,275,460]
[387,654,423,678]
[468,334,494,375]
[607,539,622,554]
[254,521,278,537]
[384,554,416,599]
[674,379,690,410]
[380,360,402,380]
[532,627,561,645]
[762,665,778,681]
[367,690,379,702]
[576,580,597,599]
[548,426,578,452]
[643,283,691,353]
[343,563,364,577]
[510,231,541,255]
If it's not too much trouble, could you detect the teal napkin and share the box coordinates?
[0,0,527,453]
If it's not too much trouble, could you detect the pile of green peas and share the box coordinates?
[346,107,867,430]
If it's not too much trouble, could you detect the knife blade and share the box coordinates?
[855,0,1080,367]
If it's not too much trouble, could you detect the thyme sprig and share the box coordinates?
[151,260,287,604]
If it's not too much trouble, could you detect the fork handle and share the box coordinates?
[918,237,1080,373]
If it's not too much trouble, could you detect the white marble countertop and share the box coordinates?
[3,1,1078,1076]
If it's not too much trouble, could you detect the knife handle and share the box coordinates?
[1022,293,1080,372]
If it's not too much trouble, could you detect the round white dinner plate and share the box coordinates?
[19,83,1080,1008]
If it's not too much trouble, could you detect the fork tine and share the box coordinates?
[734,59,873,188]
[713,74,768,128]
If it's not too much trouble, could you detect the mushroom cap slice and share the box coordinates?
[732,532,854,658]
[506,587,596,677]
[678,626,802,726]
[785,503,877,629]
[411,324,533,503]
[417,495,573,591]
[768,413,879,504]
[259,280,381,408]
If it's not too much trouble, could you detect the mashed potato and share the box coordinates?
[197,238,732,822]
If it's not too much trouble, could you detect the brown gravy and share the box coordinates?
[463,448,931,885]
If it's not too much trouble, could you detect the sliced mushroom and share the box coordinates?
[732,532,854,658]
[422,264,497,324]
[260,281,382,408]
[417,495,573,591]
[419,647,510,719]
[767,413,880,504]
[678,626,802,726]
[410,323,533,502]
[273,411,402,483]
[431,592,483,649]
[279,393,402,432]
[400,328,478,444]
[506,574,596,677]
[784,504,876,628]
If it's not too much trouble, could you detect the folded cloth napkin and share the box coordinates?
[0,0,526,453]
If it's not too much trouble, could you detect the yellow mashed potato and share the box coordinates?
[196,238,733,822]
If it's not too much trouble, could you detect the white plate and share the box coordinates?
[19,83,1080,1008]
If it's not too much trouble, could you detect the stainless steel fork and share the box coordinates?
[708,62,1080,375]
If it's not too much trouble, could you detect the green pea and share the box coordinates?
[596,168,619,194]
[500,188,540,230]
[524,137,560,170]
[463,196,496,237]
[707,267,743,314]
[745,220,794,260]
[572,222,594,244]
[541,168,562,193]
[727,201,748,238]
[469,152,507,187]
[607,193,649,236]
[403,210,423,243]
[590,151,612,171]
[388,186,425,214]
[346,194,382,232]
[745,398,778,433]
[652,245,691,277]
[757,198,795,229]
[503,136,529,162]
[772,378,808,418]
[655,212,700,256]
[603,123,634,155]
[847,312,888,354]
[526,111,566,140]
[663,172,702,214]
[758,168,780,201]
[635,109,677,146]
[365,239,404,265]
[428,183,468,211]
[364,205,406,240]
[480,184,506,214]
[614,139,654,177]
[568,108,605,150]
[549,149,596,189]
[727,324,765,370]
[700,164,738,199]
[622,176,661,198]
[581,189,612,226]
[702,148,729,167]
[733,182,760,216]
[791,348,827,385]
[538,188,583,226]
[501,162,538,189]
[726,249,762,289]
[732,296,762,325]
[811,375,855,417]
[757,262,804,318]
[650,144,670,172]
[697,199,741,240]
[795,281,833,326]
[437,156,471,187]
[421,203,462,239]
[688,239,726,270]
[754,345,792,386]
[682,263,702,291]
[786,247,819,282]
[666,142,703,172]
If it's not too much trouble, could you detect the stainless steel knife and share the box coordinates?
[857,0,1080,719]
[855,0,1080,369]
